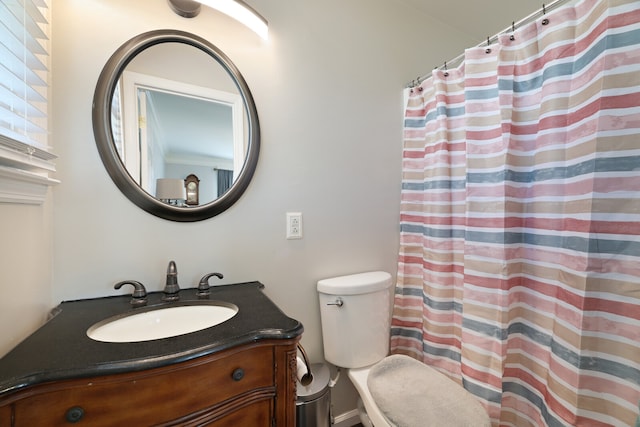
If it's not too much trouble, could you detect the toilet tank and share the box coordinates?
[317,271,394,369]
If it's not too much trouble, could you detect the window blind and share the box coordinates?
[0,0,57,203]
[0,0,54,159]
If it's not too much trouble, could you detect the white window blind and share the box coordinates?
[0,0,58,204]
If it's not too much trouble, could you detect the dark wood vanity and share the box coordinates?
[0,282,303,426]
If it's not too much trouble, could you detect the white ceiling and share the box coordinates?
[399,0,546,42]
[146,89,234,161]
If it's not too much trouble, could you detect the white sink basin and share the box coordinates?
[87,303,238,343]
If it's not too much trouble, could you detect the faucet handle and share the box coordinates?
[197,272,224,298]
[114,280,147,307]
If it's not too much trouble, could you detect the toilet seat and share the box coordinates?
[347,366,391,427]
[348,356,491,427]
[367,355,491,427]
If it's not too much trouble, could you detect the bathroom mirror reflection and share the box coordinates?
[93,30,260,222]
[114,43,246,205]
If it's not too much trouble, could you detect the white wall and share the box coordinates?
[0,0,480,417]
[0,199,53,357]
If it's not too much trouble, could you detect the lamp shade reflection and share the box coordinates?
[156,178,186,205]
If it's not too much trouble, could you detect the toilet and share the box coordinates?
[317,272,491,427]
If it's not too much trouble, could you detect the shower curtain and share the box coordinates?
[390,0,640,425]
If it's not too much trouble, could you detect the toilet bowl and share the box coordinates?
[317,272,490,427]
[347,365,391,427]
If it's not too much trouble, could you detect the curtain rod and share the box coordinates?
[406,0,573,88]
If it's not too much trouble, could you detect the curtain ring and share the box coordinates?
[443,61,449,77]
[510,21,516,40]
[412,77,424,92]
[485,36,492,54]
[542,3,549,25]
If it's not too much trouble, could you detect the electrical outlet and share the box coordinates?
[286,212,303,239]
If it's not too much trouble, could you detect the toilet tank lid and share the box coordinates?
[317,271,393,295]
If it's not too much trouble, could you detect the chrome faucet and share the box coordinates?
[162,260,180,301]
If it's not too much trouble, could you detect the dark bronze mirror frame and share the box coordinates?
[92,29,260,222]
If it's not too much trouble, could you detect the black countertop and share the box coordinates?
[0,281,303,396]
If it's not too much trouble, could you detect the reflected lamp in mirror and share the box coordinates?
[167,0,268,40]
[156,179,187,206]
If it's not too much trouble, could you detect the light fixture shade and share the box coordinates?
[196,0,268,40]
[156,179,186,201]
[168,0,201,18]
[168,0,268,40]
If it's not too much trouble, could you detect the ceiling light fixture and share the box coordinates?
[167,0,269,40]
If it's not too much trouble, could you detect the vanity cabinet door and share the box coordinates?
[2,340,298,426]
[192,399,273,427]
[0,404,10,425]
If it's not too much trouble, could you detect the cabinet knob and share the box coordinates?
[65,406,85,423]
[232,368,245,381]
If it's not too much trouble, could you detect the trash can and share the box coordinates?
[296,363,331,427]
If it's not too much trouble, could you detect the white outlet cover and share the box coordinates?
[286,212,303,239]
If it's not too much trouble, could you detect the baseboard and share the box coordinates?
[333,409,361,427]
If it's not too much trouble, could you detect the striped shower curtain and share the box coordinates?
[390,0,640,425]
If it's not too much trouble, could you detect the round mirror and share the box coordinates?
[92,30,260,222]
